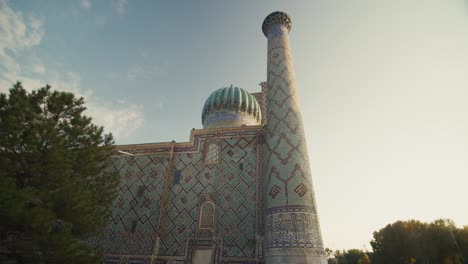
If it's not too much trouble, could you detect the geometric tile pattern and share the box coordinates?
[100,127,265,264]
[98,155,169,255]
[217,138,257,259]
[265,24,316,209]
[158,137,259,260]
[251,88,267,125]
[264,13,326,261]
[112,127,262,156]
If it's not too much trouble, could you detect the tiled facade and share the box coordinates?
[98,11,327,264]
[100,128,266,264]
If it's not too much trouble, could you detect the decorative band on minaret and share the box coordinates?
[263,12,328,264]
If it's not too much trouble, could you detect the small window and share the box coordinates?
[173,170,181,185]
[199,202,215,229]
[136,185,145,197]
[130,220,137,233]
[205,142,220,164]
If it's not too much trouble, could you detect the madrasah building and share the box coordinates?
[98,11,328,264]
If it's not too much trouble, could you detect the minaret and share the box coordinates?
[263,11,328,264]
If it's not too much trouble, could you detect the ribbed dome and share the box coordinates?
[202,85,262,128]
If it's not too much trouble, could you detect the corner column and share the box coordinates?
[263,11,328,264]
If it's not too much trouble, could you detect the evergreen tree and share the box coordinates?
[0,82,119,263]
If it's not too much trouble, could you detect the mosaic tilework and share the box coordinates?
[267,205,323,248]
[114,126,263,156]
[265,23,317,216]
[217,138,257,258]
[98,155,169,255]
[251,88,267,125]
[262,11,292,37]
[104,255,152,264]
[102,127,265,263]
[158,136,260,261]
[264,12,327,262]
[265,24,289,38]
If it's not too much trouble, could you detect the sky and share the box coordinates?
[1,0,468,251]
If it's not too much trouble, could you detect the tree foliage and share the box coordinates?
[328,248,370,264]
[0,82,119,263]
[371,219,468,264]
[327,219,467,264]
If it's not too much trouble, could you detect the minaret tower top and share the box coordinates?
[262,11,292,37]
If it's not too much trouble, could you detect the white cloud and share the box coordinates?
[0,0,44,87]
[45,73,144,140]
[114,0,127,16]
[32,63,45,74]
[45,71,144,139]
[81,0,91,9]
[5,69,144,140]
[0,0,144,140]
[0,1,44,52]
[87,100,143,139]
[28,14,43,30]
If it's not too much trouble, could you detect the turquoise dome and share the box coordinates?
[202,86,262,128]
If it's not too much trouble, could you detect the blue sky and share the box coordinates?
[1,0,468,251]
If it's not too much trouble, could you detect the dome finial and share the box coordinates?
[262,11,292,37]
